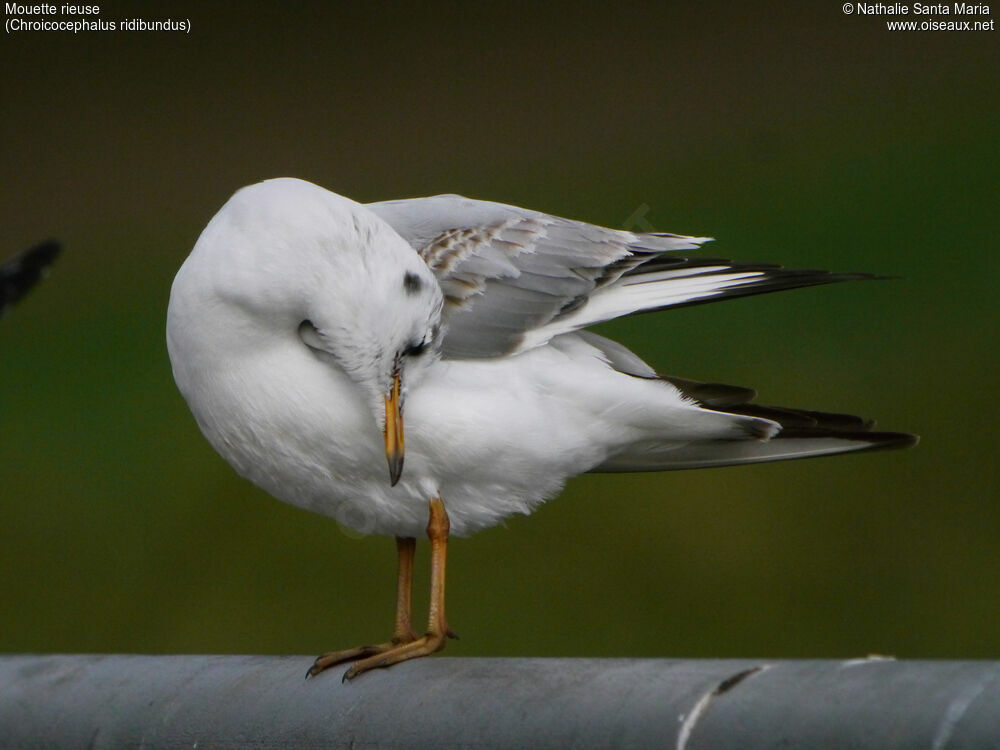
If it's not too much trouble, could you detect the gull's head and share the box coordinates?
[167,177,443,486]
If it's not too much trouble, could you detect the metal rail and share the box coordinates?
[1,655,998,748]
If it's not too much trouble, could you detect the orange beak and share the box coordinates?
[384,371,405,486]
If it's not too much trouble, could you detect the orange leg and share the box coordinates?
[341,497,455,681]
[306,535,418,677]
[391,536,419,644]
[307,498,457,681]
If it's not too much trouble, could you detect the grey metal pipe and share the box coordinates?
[1,655,997,748]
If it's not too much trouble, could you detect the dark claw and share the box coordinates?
[305,655,329,680]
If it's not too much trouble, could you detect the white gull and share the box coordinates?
[166,177,915,679]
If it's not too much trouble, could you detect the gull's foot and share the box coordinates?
[342,631,448,681]
[306,632,417,679]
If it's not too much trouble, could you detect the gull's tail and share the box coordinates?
[1,240,62,319]
[593,374,918,472]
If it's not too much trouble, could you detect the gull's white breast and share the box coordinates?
[168,285,685,538]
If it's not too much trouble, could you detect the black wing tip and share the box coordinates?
[666,375,919,455]
[728,403,878,432]
[633,253,898,281]
[743,402,919,453]
[871,431,920,450]
[776,428,920,451]
[623,255,900,317]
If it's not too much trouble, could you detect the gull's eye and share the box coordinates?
[403,339,428,357]
[403,326,438,358]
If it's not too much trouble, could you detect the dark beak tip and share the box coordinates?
[388,458,404,487]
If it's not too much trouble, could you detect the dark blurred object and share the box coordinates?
[0,240,61,318]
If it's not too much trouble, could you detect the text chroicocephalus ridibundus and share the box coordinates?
[166,178,916,679]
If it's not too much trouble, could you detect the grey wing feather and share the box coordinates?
[368,195,707,358]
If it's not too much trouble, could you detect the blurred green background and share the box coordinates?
[2,2,997,662]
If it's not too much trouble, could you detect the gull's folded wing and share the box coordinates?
[593,369,918,471]
[369,195,874,360]
[368,195,706,358]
